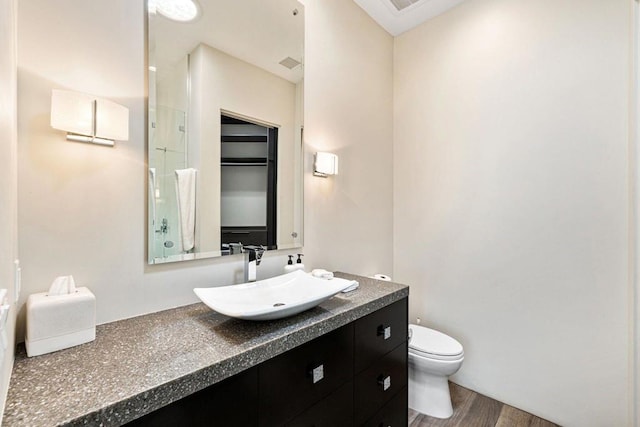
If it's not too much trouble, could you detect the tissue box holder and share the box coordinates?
[26,287,96,357]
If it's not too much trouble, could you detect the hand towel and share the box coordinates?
[340,280,359,293]
[175,168,197,252]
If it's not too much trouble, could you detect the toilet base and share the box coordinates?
[409,370,453,419]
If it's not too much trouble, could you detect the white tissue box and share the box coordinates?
[26,287,96,357]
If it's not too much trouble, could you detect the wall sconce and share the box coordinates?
[50,89,129,147]
[314,152,339,177]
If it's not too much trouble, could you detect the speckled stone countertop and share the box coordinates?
[3,273,408,427]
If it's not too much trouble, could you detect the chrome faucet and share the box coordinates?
[243,245,265,282]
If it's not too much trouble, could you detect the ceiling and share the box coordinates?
[353,0,467,36]
[151,0,305,84]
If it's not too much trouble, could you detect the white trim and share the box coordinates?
[631,1,640,425]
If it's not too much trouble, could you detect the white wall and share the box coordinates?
[394,0,631,426]
[304,0,394,276]
[16,0,394,340]
[189,44,298,252]
[15,0,296,338]
[0,0,18,420]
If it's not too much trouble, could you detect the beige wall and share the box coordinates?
[15,0,394,339]
[394,0,631,425]
[303,0,394,276]
[189,44,298,253]
[0,0,18,420]
[10,0,635,424]
[15,0,293,338]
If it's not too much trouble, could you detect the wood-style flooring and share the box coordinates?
[409,383,560,427]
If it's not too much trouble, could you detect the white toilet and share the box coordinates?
[408,324,464,419]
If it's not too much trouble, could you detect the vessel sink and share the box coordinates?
[194,270,355,321]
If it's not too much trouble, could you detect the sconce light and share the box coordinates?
[50,89,129,147]
[314,152,339,177]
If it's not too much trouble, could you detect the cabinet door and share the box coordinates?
[355,299,408,373]
[259,324,354,427]
[285,381,353,427]
[355,343,408,425]
[125,367,258,427]
[361,386,408,427]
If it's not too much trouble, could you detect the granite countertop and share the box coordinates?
[3,273,408,427]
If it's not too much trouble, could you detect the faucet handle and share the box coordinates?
[243,245,266,265]
[253,245,266,265]
[229,242,243,255]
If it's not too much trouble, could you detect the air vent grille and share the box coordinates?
[279,57,302,70]
[389,0,422,11]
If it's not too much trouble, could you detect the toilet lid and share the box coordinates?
[409,325,463,357]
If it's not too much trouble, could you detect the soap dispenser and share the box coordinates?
[294,254,305,272]
[284,255,297,273]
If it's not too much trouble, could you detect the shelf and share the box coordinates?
[221,157,267,166]
[221,136,268,143]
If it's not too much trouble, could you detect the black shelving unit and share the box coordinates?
[220,115,277,249]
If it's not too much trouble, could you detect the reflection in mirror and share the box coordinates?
[148,0,304,264]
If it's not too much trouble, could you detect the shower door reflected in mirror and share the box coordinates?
[148,0,304,264]
[149,105,187,258]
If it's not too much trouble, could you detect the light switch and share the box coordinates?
[0,289,9,350]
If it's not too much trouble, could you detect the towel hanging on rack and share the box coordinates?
[175,168,197,252]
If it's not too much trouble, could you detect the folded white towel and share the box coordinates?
[311,269,334,279]
[341,280,359,293]
[175,168,197,252]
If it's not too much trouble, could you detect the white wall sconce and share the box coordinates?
[50,89,129,147]
[314,152,339,177]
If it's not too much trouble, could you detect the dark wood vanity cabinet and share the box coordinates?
[127,298,408,427]
[259,324,354,427]
[126,366,259,427]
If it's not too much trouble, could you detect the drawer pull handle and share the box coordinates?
[377,325,391,340]
[310,364,324,384]
[378,374,391,391]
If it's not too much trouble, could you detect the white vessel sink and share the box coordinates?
[194,270,355,321]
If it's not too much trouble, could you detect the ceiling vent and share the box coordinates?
[389,0,423,12]
[279,57,302,70]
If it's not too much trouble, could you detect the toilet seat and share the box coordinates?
[409,325,464,361]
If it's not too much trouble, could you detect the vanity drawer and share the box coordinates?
[355,342,408,425]
[355,298,408,373]
[361,386,408,427]
[259,323,354,427]
[285,381,353,427]
[125,366,258,427]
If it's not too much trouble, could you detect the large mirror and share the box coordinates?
[148,0,304,264]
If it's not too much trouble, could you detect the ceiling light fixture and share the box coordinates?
[149,0,199,22]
